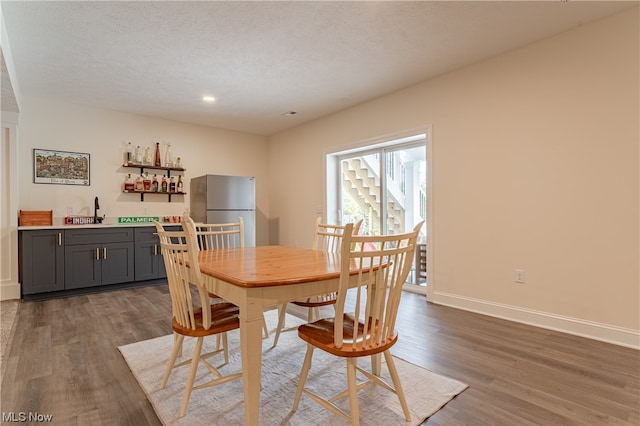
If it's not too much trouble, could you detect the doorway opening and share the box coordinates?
[325,128,431,294]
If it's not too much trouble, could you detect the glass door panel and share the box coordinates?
[340,153,381,236]
[385,145,426,286]
[339,143,426,287]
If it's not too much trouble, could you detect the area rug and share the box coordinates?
[119,310,467,425]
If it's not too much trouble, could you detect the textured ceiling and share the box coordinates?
[1,1,635,136]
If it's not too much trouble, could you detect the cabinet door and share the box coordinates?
[134,241,166,281]
[101,242,135,285]
[20,230,65,295]
[65,245,101,289]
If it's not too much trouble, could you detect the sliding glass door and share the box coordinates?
[337,140,427,287]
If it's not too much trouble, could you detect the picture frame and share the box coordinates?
[33,149,90,186]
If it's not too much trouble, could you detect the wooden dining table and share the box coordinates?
[196,245,346,425]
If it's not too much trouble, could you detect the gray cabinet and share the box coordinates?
[19,230,65,295]
[134,227,165,281]
[64,228,134,290]
[18,226,177,298]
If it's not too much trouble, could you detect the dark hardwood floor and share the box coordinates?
[1,285,638,425]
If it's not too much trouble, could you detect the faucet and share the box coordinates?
[94,197,103,224]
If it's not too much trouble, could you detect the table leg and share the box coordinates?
[240,299,265,425]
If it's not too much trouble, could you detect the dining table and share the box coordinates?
[196,245,349,425]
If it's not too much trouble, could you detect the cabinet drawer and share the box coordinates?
[134,225,181,242]
[135,227,159,242]
[65,227,134,245]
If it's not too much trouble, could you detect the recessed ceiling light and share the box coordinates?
[202,96,216,102]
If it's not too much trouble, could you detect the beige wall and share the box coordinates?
[16,97,271,245]
[268,9,639,345]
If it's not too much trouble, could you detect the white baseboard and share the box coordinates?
[0,281,21,301]
[431,291,639,350]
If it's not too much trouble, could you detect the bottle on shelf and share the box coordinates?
[125,142,134,165]
[124,174,135,192]
[161,175,168,192]
[154,142,162,167]
[143,172,151,191]
[143,147,152,166]
[151,174,159,192]
[165,143,173,168]
[177,175,184,193]
[175,156,183,169]
[135,146,143,164]
[135,174,144,191]
[169,176,176,193]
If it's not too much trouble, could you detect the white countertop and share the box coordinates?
[18,221,182,230]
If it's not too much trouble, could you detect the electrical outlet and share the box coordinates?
[67,206,73,215]
[515,269,525,283]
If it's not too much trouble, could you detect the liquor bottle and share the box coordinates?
[169,176,176,193]
[135,174,144,191]
[143,147,152,166]
[135,145,143,164]
[143,172,151,191]
[161,175,168,192]
[176,175,184,193]
[125,142,134,165]
[124,174,135,192]
[151,174,159,192]
[154,142,162,167]
[165,143,173,168]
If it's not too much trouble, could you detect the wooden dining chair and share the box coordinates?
[291,221,424,425]
[194,218,244,252]
[189,217,269,339]
[271,218,363,348]
[155,220,242,418]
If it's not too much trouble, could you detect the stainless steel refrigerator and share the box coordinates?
[190,174,256,246]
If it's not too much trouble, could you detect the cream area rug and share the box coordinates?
[119,310,467,425]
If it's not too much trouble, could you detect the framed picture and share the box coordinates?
[33,149,90,186]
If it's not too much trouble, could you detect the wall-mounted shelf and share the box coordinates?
[121,164,186,202]
[122,190,186,202]
[122,164,185,173]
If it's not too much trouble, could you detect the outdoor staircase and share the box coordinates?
[341,158,404,234]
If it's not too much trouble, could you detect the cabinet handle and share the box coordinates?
[95,248,100,260]
[58,233,62,246]
[103,247,107,260]
[154,244,158,256]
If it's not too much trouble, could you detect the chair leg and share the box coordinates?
[262,314,269,339]
[383,350,411,422]
[346,358,360,426]
[161,334,184,389]
[176,332,184,358]
[292,344,315,412]
[272,303,288,348]
[180,336,204,418]
[221,332,229,364]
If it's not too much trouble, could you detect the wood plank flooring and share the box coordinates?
[1,285,638,425]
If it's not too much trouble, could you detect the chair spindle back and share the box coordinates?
[312,218,363,253]
[334,221,424,350]
[193,217,244,251]
[155,221,211,331]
